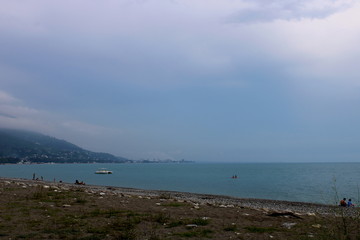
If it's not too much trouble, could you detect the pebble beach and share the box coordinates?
[1,177,359,239]
[0,177,338,215]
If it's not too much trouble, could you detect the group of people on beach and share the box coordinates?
[75,179,86,185]
[340,198,354,207]
[32,173,43,181]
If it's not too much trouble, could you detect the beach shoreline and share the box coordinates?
[2,176,359,239]
[1,177,335,215]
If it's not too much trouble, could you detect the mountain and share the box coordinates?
[0,128,131,164]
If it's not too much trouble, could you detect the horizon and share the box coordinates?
[1,1,360,162]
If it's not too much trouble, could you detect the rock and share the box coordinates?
[312,224,321,228]
[282,222,297,229]
[186,224,198,228]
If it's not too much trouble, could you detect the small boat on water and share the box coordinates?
[95,168,113,174]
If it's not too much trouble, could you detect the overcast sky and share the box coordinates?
[1,0,360,162]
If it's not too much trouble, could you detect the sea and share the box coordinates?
[1,162,359,205]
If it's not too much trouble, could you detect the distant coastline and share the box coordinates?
[0,159,195,165]
[0,128,192,165]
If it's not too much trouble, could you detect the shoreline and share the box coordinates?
[1,177,337,215]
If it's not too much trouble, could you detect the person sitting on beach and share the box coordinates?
[340,198,347,207]
[348,199,354,207]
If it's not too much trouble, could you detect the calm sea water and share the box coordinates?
[1,162,359,204]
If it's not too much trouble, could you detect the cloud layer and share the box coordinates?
[1,0,360,161]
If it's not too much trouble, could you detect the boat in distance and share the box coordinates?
[95,168,113,174]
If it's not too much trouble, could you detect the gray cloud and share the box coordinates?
[1,0,360,161]
[0,112,16,119]
[229,0,355,23]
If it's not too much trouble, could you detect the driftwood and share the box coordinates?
[267,211,302,219]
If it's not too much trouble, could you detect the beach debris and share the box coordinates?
[282,222,297,229]
[193,203,200,209]
[267,211,302,219]
[312,224,321,228]
[62,204,71,208]
[307,212,316,216]
[156,203,161,206]
[262,208,270,212]
[43,185,50,189]
[99,192,106,196]
[186,224,198,228]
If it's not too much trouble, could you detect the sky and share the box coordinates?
[1,0,360,162]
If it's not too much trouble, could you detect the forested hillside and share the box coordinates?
[0,129,130,164]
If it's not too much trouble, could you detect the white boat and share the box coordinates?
[95,168,113,174]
